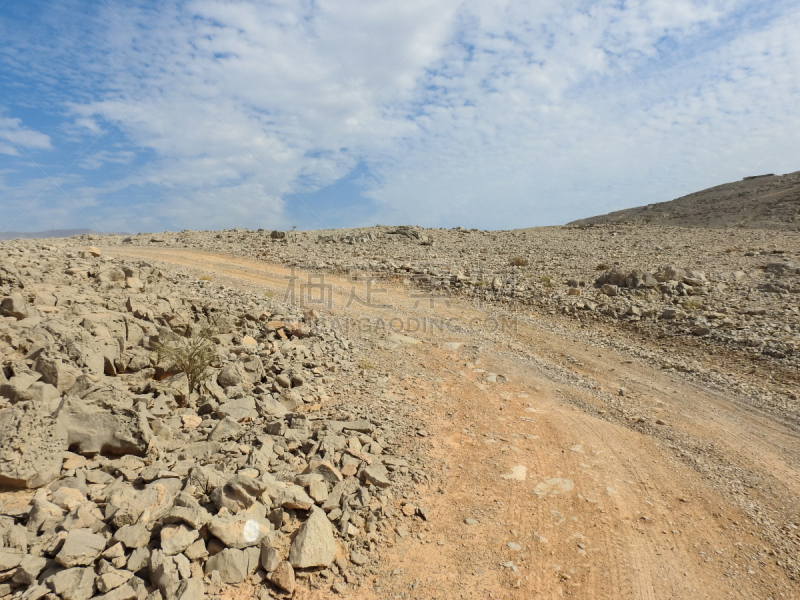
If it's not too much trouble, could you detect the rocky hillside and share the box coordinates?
[567,170,800,230]
[0,243,430,599]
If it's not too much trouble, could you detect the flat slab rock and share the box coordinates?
[0,401,67,489]
[56,528,107,567]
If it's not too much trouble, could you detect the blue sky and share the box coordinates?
[1,0,799,234]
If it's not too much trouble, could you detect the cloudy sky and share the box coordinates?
[1,0,798,234]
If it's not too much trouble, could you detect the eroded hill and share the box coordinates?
[568,170,800,230]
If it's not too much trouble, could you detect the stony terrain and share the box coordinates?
[111,224,800,412]
[568,170,800,230]
[1,221,800,599]
[0,244,432,599]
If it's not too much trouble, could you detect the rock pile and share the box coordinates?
[0,243,425,599]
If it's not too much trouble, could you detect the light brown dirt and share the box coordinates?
[104,246,800,599]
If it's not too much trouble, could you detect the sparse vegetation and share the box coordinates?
[595,263,611,271]
[540,275,552,288]
[154,318,219,398]
[681,299,705,311]
[509,256,530,267]
[199,275,213,281]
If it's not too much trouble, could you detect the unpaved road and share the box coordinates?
[106,246,800,599]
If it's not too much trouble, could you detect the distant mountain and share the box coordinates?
[567,170,800,230]
[0,229,131,241]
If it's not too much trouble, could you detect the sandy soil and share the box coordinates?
[104,246,800,600]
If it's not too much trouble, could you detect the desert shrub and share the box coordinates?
[681,299,704,311]
[359,360,375,371]
[199,275,213,281]
[509,256,530,267]
[595,263,611,271]
[540,275,552,288]
[154,318,218,396]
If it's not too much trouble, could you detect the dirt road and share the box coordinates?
[106,246,800,599]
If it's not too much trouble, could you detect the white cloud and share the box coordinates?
[353,0,800,227]
[79,149,135,170]
[2,0,798,231]
[0,114,52,156]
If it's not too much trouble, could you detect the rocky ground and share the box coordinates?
[0,243,433,600]
[111,224,800,419]
[1,223,799,599]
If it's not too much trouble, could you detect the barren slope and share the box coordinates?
[568,170,800,230]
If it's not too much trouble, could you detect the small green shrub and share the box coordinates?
[509,256,530,267]
[681,299,704,311]
[154,318,219,398]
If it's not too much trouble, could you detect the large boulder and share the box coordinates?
[288,506,336,568]
[255,395,288,417]
[47,566,96,600]
[204,547,260,584]
[0,293,37,320]
[106,481,175,528]
[208,513,272,549]
[207,416,241,442]
[65,336,119,376]
[660,265,687,281]
[217,363,248,388]
[112,523,152,549]
[0,401,67,488]
[216,397,257,421]
[34,356,80,393]
[594,267,658,289]
[14,381,61,409]
[160,523,199,556]
[55,529,107,567]
[270,561,295,593]
[148,549,180,598]
[151,372,190,406]
[55,379,152,456]
[0,368,41,402]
